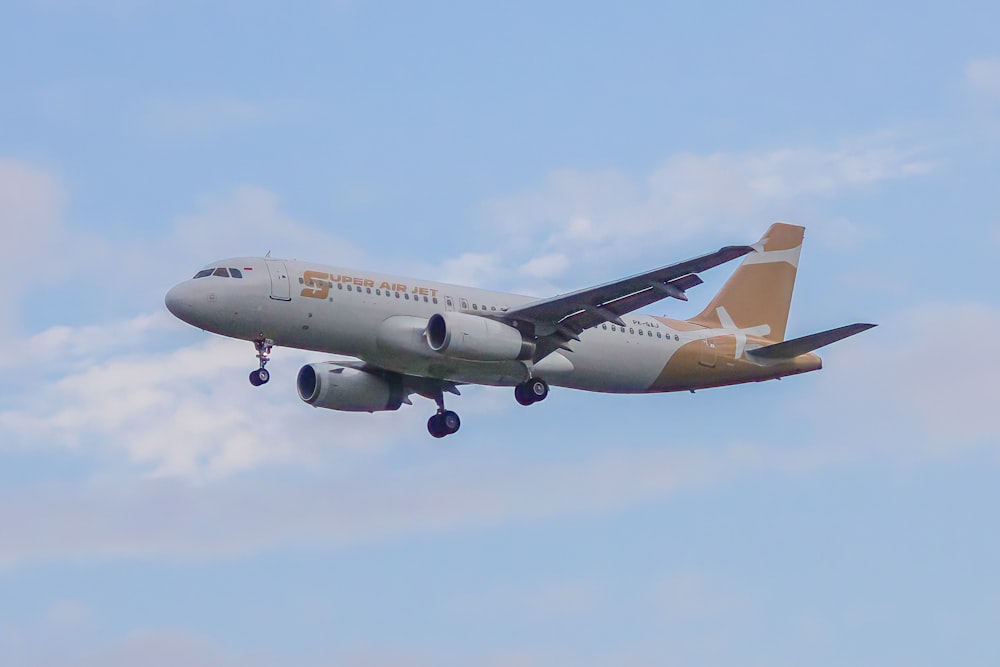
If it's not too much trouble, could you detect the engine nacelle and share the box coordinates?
[425,311,534,361]
[296,363,404,413]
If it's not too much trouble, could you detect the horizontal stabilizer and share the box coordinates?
[748,323,877,360]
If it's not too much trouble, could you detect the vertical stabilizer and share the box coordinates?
[689,223,803,342]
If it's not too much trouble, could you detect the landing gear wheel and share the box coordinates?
[528,378,549,402]
[427,410,461,438]
[441,410,460,434]
[515,378,549,405]
[249,368,270,386]
[427,414,446,438]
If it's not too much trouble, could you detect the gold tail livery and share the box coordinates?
[165,223,874,438]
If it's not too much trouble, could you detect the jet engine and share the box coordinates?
[425,311,535,361]
[296,363,404,412]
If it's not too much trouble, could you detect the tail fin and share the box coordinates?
[689,222,803,342]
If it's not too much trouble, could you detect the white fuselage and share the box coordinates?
[164,256,818,394]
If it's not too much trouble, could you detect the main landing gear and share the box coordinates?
[514,378,549,406]
[249,337,273,386]
[427,388,461,438]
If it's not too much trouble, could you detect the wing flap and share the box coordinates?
[554,274,704,335]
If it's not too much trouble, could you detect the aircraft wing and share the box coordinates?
[502,244,754,360]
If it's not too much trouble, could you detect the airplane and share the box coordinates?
[164,222,874,438]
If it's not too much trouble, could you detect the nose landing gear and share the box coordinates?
[515,378,549,406]
[249,337,274,386]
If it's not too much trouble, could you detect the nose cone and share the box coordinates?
[165,281,201,325]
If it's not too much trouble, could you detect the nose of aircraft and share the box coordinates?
[164,281,201,325]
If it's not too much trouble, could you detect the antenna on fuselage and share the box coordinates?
[265,250,272,258]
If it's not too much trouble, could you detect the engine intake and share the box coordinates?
[297,363,404,412]
[425,311,534,361]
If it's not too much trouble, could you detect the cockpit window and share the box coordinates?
[193,269,213,279]
[213,267,230,277]
[229,268,243,278]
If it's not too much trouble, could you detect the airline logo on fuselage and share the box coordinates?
[300,270,440,300]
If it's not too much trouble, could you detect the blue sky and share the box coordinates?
[2,1,999,665]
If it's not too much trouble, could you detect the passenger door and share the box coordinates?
[265,260,291,301]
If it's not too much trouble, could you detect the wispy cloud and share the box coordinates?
[488,144,930,251]
[0,159,105,335]
[452,141,932,292]
[138,96,304,138]
[966,57,1000,97]
[168,185,363,264]
[814,301,1000,450]
[0,315,430,477]
[0,439,850,569]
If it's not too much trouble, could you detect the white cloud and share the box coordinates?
[494,145,929,249]
[810,301,1000,452]
[139,96,304,138]
[0,158,107,335]
[0,159,64,252]
[28,630,276,667]
[0,159,66,319]
[469,142,930,291]
[454,579,603,620]
[6,627,564,667]
[652,571,744,621]
[44,600,92,630]
[0,438,850,568]
[55,184,367,315]
[518,252,569,280]
[966,57,1000,97]
[0,313,435,477]
[168,185,363,265]
[435,252,507,288]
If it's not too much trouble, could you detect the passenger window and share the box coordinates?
[229,268,242,278]
[491,306,496,311]
[629,328,635,334]
[433,297,439,304]
[347,284,353,291]
[602,324,607,330]
[423,296,429,302]
[405,293,410,300]
[675,334,680,341]
[213,267,230,277]
[193,269,213,279]
[639,329,644,335]
[367,287,372,294]
[376,289,381,295]
[657,332,662,338]
[473,304,478,310]
[395,292,400,298]
[338,283,343,290]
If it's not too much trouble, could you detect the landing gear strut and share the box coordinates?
[515,378,549,406]
[427,388,461,438]
[249,337,273,386]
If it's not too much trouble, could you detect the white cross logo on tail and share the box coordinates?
[716,306,770,358]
